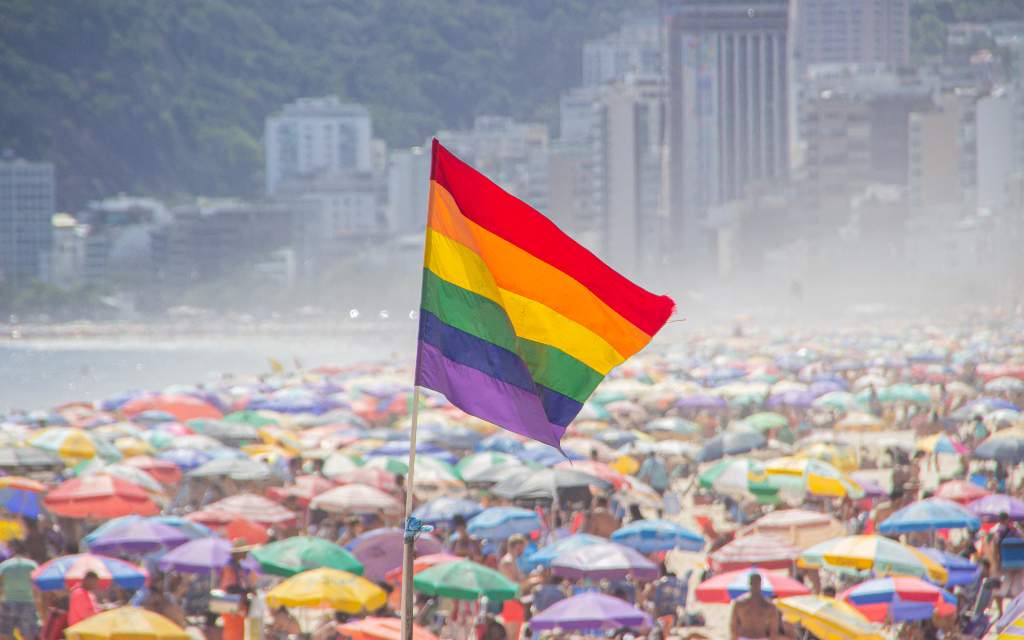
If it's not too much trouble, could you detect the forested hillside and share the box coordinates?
[0,0,644,208]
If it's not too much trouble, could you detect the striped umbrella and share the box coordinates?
[33,554,148,591]
[840,576,956,622]
[799,535,948,584]
[610,520,704,553]
[29,428,122,464]
[878,498,980,534]
[695,568,811,603]
[710,533,800,572]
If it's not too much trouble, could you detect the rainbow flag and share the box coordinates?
[415,140,675,448]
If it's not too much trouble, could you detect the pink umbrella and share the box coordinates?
[193,493,296,527]
[695,568,811,603]
[710,534,800,572]
[348,528,443,582]
[551,542,658,581]
[310,484,401,515]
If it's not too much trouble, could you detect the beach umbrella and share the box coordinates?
[412,497,483,525]
[835,412,884,431]
[33,554,148,591]
[795,442,859,473]
[0,445,62,470]
[968,494,1024,521]
[86,519,189,555]
[413,560,518,602]
[775,595,884,640]
[610,520,704,553]
[847,472,887,498]
[158,537,232,574]
[696,431,767,462]
[383,553,460,587]
[916,433,969,455]
[553,460,626,489]
[644,417,700,438]
[223,518,270,545]
[695,568,811,603]
[196,493,297,527]
[266,568,386,614]
[266,475,336,506]
[361,455,461,486]
[1000,614,1024,639]
[799,535,947,583]
[186,418,260,444]
[223,410,279,427]
[366,440,456,466]
[551,541,658,581]
[332,467,399,493]
[859,384,931,405]
[518,442,584,467]
[336,617,439,640]
[562,437,616,462]
[522,534,606,570]
[81,464,165,494]
[44,475,159,518]
[455,452,522,483]
[64,607,188,640]
[840,576,956,623]
[738,412,789,432]
[347,528,443,583]
[475,434,525,454]
[322,453,363,479]
[113,436,155,458]
[698,458,775,499]
[986,376,1024,393]
[767,390,814,409]
[187,457,273,482]
[310,484,402,515]
[976,431,1024,463]
[878,498,979,534]
[676,394,727,411]
[491,468,610,503]
[760,457,864,499]
[467,507,542,540]
[251,536,363,577]
[29,428,122,464]
[935,479,991,504]
[529,592,651,632]
[710,533,800,572]
[121,395,223,421]
[914,548,978,587]
[156,448,213,471]
[812,391,860,412]
[0,476,46,517]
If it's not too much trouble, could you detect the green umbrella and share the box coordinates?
[856,384,930,405]
[738,412,789,432]
[413,560,518,601]
[251,536,364,577]
[698,458,779,504]
[141,430,175,451]
[223,410,279,427]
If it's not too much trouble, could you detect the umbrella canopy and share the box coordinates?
[775,595,884,640]
[322,453,363,479]
[383,553,460,587]
[347,528,443,583]
[553,460,626,489]
[799,535,948,583]
[529,592,651,631]
[336,617,439,640]
[835,412,883,432]
[265,568,386,614]
[186,457,273,482]
[33,554,148,591]
[914,547,979,587]
[710,533,800,572]
[877,498,980,533]
[935,479,991,504]
[266,475,336,506]
[87,519,189,555]
[467,507,542,540]
[0,446,62,469]
[197,493,296,526]
[698,458,775,499]
[522,534,607,570]
[610,520,704,553]
[916,433,968,455]
[976,432,1024,463]
[310,484,402,515]
[251,536,363,577]
[29,428,122,464]
[44,475,159,519]
[760,457,864,499]
[121,395,222,421]
[413,559,518,602]
[456,452,523,483]
[695,568,811,603]
[968,494,1024,521]
[795,442,859,473]
[490,468,611,503]
[551,541,658,581]
[840,576,956,623]
[739,412,789,432]
[0,476,46,517]
[64,607,188,640]
[411,497,483,525]
[696,431,767,462]
[158,537,232,574]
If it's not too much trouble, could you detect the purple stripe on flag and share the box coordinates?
[415,340,565,448]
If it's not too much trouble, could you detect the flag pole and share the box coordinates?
[400,385,421,640]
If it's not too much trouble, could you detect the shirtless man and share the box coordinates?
[729,573,781,640]
[498,534,526,584]
[584,496,620,538]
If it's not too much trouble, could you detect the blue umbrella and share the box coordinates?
[158,448,213,471]
[523,534,607,570]
[476,435,525,454]
[593,429,638,448]
[878,498,980,534]
[696,431,766,462]
[0,485,42,517]
[975,434,1024,463]
[467,507,542,540]
[519,443,583,467]
[412,498,483,525]
[420,424,483,450]
[915,547,979,586]
[611,520,705,553]
[366,441,457,466]
[83,516,144,548]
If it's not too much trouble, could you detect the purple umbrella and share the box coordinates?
[767,390,814,408]
[676,394,727,410]
[968,494,1024,521]
[158,537,232,574]
[551,542,658,581]
[87,520,190,555]
[530,592,652,631]
[347,528,443,582]
[809,380,845,398]
[849,472,887,498]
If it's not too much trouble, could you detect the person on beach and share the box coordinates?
[729,573,782,640]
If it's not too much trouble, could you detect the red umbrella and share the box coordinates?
[225,518,271,545]
[935,480,991,505]
[189,493,296,527]
[710,534,800,572]
[695,568,811,603]
[44,475,159,519]
[121,395,222,421]
[266,475,336,506]
[121,456,183,485]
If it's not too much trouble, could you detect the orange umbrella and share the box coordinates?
[225,518,270,545]
[384,553,460,587]
[121,395,222,421]
[337,617,439,640]
[44,475,159,519]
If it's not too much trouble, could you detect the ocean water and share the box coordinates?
[0,328,417,412]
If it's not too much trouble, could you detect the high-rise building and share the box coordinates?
[386,147,431,233]
[264,97,373,195]
[0,154,55,287]
[794,0,910,72]
[582,17,663,87]
[908,91,976,207]
[665,0,789,271]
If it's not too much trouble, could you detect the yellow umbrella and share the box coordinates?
[798,535,948,584]
[760,457,863,498]
[611,455,639,475]
[795,443,858,473]
[266,568,387,614]
[64,606,189,640]
[835,412,883,432]
[776,595,884,640]
[114,436,155,458]
[259,426,303,455]
[999,612,1024,639]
